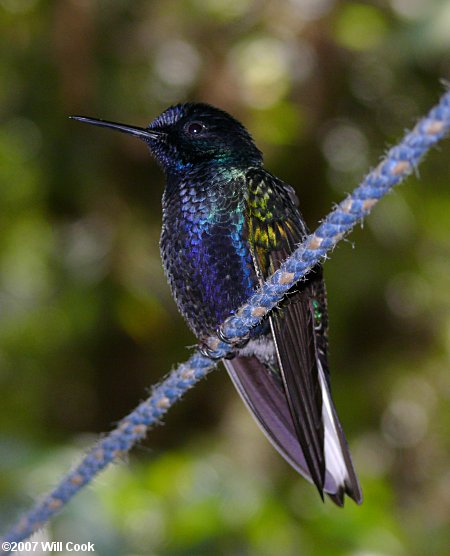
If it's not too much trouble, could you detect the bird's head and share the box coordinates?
[71,103,263,175]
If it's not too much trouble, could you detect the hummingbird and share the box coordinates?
[71,103,362,506]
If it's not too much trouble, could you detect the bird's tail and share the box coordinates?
[317,359,362,505]
[224,355,362,505]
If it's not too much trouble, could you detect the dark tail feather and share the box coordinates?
[224,355,312,479]
[224,355,361,505]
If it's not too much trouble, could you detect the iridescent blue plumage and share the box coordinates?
[72,103,362,506]
[161,163,256,336]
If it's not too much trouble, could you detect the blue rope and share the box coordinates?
[1,89,449,550]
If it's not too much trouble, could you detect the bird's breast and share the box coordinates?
[160,179,257,339]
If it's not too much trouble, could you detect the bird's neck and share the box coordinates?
[164,161,257,214]
[165,152,261,180]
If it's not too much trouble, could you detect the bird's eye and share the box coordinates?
[186,122,205,136]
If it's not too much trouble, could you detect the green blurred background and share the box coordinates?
[1,1,449,554]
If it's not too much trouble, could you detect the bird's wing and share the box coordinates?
[246,169,327,493]
[225,169,361,504]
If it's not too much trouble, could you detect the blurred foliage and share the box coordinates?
[0,0,449,554]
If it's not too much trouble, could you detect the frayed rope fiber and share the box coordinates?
[1,89,449,551]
